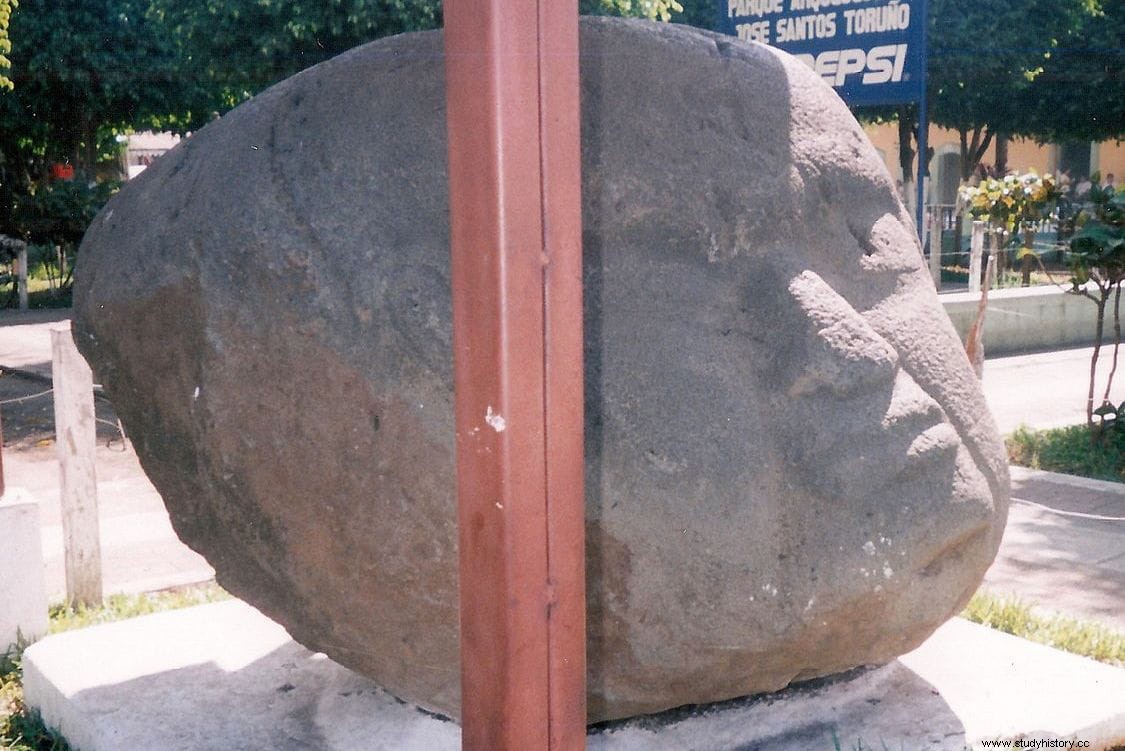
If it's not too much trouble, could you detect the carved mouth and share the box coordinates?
[818,414,964,499]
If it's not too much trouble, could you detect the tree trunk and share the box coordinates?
[959,126,995,182]
[1088,289,1109,430]
[995,134,1009,177]
[897,107,916,212]
[81,120,98,174]
[897,107,916,180]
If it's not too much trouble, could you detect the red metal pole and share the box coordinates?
[444,1,585,750]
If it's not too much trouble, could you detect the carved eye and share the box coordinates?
[853,212,926,275]
[786,270,898,398]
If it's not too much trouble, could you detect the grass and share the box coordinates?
[962,590,1125,666]
[831,733,909,751]
[48,585,230,634]
[19,288,73,310]
[1006,423,1125,482]
[0,583,229,751]
[0,257,74,310]
[0,281,72,310]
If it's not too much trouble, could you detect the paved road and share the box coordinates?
[983,346,1125,434]
[1,309,1123,632]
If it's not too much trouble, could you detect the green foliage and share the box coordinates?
[1,0,210,170]
[929,0,1080,133]
[581,0,685,22]
[13,177,118,247]
[1,647,71,751]
[0,0,206,250]
[155,0,685,107]
[846,0,1124,184]
[1023,0,1125,144]
[150,0,444,103]
[963,591,1125,666]
[1006,423,1125,481]
[928,0,1093,180]
[1063,176,1125,429]
[0,0,15,90]
[668,0,715,28]
[1069,177,1125,289]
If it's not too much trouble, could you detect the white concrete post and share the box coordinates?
[0,488,49,651]
[929,208,943,289]
[969,220,985,295]
[51,322,102,607]
[16,246,28,311]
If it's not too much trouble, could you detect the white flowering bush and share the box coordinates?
[958,171,1062,232]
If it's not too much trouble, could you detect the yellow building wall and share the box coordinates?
[1006,138,1051,174]
[862,122,1123,197]
[1095,141,1125,181]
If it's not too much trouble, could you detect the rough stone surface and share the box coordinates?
[73,19,1010,722]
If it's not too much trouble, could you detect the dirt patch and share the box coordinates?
[0,369,125,450]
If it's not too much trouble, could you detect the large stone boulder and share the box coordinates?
[73,18,1009,722]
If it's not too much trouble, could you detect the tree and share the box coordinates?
[1,0,209,172]
[1068,179,1125,431]
[672,0,1123,183]
[928,0,1099,182]
[150,0,442,104]
[843,1,1119,204]
[154,0,685,107]
[0,0,210,251]
[583,0,684,21]
[1022,0,1125,145]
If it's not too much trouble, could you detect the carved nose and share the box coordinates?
[786,270,899,398]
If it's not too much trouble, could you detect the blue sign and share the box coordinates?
[719,0,926,106]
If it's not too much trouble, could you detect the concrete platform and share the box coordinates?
[942,284,1099,357]
[23,600,1125,751]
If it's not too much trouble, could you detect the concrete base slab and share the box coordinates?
[22,601,1125,751]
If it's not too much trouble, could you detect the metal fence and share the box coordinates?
[922,204,1074,271]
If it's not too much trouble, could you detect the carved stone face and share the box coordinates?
[579,121,1007,715]
[74,18,1009,723]
[779,269,987,502]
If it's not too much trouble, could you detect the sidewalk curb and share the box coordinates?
[1009,464,1125,495]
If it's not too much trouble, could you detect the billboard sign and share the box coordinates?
[719,0,926,106]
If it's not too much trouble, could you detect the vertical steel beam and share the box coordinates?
[444,1,585,750]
